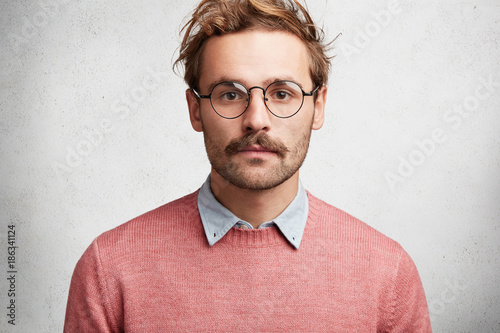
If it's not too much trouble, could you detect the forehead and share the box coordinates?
[198,29,311,89]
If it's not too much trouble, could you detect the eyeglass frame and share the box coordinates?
[192,80,320,119]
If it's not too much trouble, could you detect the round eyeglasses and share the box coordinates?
[192,80,319,119]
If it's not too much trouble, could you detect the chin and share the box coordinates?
[217,166,296,191]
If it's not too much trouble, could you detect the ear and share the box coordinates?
[186,89,203,132]
[312,85,327,130]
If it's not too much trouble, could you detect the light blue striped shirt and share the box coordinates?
[197,175,309,249]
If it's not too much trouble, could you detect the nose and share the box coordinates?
[241,87,272,133]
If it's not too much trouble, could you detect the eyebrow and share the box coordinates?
[206,76,234,93]
[262,76,304,89]
[205,76,304,92]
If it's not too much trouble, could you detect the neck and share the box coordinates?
[209,169,299,228]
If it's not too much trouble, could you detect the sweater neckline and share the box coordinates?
[202,193,322,249]
[197,175,309,249]
[215,226,291,248]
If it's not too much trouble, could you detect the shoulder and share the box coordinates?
[90,190,201,258]
[305,192,425,296]
[306,192,406,258]
[66,192,200,331]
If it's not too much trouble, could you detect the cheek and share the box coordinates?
[202,118,236,148]
[281,114,313,136]
[282,116,314,149]
[201,108,230,134]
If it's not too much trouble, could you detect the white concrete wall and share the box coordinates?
[1,0,499,331]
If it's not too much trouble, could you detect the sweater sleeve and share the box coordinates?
[64,239,122,333]
[383,249,432,333]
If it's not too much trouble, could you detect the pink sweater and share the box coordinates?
[64,191,431,332]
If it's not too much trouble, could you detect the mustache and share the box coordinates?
[225,133,289,158]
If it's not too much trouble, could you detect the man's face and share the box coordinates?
[187,29,326,191]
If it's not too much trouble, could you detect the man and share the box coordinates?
[65,0,432,331]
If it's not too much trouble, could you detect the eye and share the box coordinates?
[221,91,241,101]
[274,90,292,100]
[212,82,247,103]
[268,89,294,103]
[266,81,302,103]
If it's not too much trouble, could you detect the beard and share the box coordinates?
[202,123,313,191]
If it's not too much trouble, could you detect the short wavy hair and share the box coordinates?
[174,0,332,90]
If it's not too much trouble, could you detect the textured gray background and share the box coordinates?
[1,0,499,331]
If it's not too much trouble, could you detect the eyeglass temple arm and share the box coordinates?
[192,89,211,99]
[303,85,320,96]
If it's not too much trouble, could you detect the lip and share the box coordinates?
[237,145,277,158]
[239,145,276,153]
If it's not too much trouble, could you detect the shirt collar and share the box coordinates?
[197,175,308,249]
